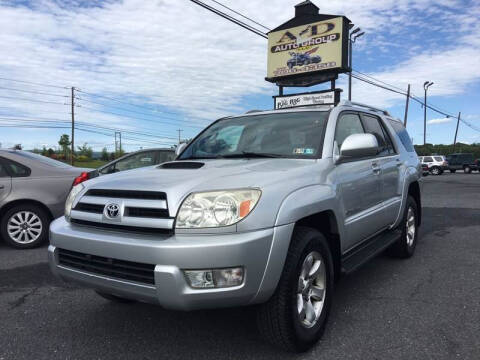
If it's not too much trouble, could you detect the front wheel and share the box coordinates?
[430,166,441,175]
[256,227,334,352]
[464,166,472,174]
[387,196,418,258]
[0,204,50,249]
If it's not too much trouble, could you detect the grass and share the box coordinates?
[72,160,108,169]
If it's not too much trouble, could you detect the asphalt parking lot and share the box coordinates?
[1,173,479,360]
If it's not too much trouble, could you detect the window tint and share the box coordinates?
[158,151,175,163]
[434,156,444,162]
[4,159,30,177]
[388,120,415,152]
[0,161,8,177]
[361,114,395,156]
[423,156,434,162]
[116,151,158,172]
[335,113,364,148]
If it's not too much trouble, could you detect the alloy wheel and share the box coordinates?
[7,211,43,244]
[296,251,326,328]
[406,207,416,247]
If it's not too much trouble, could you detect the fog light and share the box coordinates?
[184,267,244,289]
[184,270,214,288]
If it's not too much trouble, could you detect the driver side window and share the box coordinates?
[334,113,365,149]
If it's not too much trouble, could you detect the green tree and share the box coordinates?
[58,134,71,159]
[101,147,109,161]
[77,142,93,159]
[47,148,55,157]
[41,146,48,156]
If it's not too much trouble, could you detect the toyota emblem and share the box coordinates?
[104,203,120,219]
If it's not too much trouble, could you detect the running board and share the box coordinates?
[341,229,402,274]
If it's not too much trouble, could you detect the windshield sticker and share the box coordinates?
[294,148,315,155]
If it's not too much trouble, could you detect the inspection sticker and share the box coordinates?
[294,148,315,155]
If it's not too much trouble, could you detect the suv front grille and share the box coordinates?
[58,248,155,285]
[70,188,174,232]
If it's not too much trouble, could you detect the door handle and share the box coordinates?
[396,159,402,167]
[371,162,381,175]
[0,185,4,190]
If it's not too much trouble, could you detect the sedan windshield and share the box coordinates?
[179,111,329,160]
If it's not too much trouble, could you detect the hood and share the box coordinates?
[84,158,326,213]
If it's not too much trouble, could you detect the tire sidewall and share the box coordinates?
[290,231,334,350]
[402,197,418,256]
[1,204,49,249]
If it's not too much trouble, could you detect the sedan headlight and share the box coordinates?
[176,189,261,228]
[65,183,84,220]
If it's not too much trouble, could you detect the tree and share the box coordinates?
[77,142,93,159]
[101,147,109,161]
[58,134,71,159]
[41,146,48,156]
[47,148,55,157]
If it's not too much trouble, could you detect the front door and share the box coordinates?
[334,112,384,250]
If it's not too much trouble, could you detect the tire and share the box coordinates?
[450,169,456,173]
[0,204,50,249]
[256,227,334,352]
[387,196,418,258]
[430,166,441,175]
[464,166,472,174]
[95,290,136,304]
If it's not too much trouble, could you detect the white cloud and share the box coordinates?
[427,117,453,125]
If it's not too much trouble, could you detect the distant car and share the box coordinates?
[0,150,91,248]
[445,153,478,173]
[287,51,321,69]
[421,163,429,176]
[92,148,176,177]
[418,155,448,175]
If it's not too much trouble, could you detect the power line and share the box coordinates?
[0,86,69,98]
[209,0,271,31]
[0,95,68,106]
[0,77,68,89]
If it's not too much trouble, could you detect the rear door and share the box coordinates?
[0,158,13,203]
[334,112,384,250]
[359,113,402,226]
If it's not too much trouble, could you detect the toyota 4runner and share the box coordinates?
[48,101,422,352]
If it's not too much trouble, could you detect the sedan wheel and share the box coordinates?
[7,211,43,245]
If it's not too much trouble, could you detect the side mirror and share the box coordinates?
[338,133,378,161]
[175,143,187,156]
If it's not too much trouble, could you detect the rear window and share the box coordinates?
[388,120,415,152]
[434,156,444,162]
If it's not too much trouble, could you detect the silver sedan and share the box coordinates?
[0,150,90,249]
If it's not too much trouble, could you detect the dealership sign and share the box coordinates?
[273,89,341,109]
[265,2,350,85]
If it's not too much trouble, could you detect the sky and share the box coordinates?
[0,0,479,151]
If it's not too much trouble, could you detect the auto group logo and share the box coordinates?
[104,203,120,220]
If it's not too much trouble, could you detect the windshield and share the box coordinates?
[179,111,329,160]
[11,151,73,169]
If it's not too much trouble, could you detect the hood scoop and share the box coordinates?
[160,161,205,169]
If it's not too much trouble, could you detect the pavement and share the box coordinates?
[0,173,479,360]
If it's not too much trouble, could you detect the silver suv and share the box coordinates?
[48,101,422,352]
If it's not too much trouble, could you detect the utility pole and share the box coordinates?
[423,81,434,145]
[71,87,75,165]
[348,27,364,101]
[453,112,461,152]
[177,129,183,145]
[403,84,410,126]
[119,132,122,154]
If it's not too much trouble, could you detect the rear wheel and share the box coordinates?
[464,166,472,174]
[1,204,50,249]
[256,227,334,352]
[450,169,456,173]
[95,290,136,304]
[430,166,441,175]
[388,196,418,258]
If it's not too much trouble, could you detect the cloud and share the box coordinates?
[0,0,478,149]
[427,117,453,125]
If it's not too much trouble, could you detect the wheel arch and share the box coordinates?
[407,181,421,226]
[0,199,54,222]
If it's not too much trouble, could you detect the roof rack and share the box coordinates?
[339,100,390,116]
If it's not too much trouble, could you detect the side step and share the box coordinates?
[341,229,402,274]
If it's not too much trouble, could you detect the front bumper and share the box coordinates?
[49,218,293,310]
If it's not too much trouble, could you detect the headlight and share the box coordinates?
[65,183,84,220]
[176,189,261,228]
